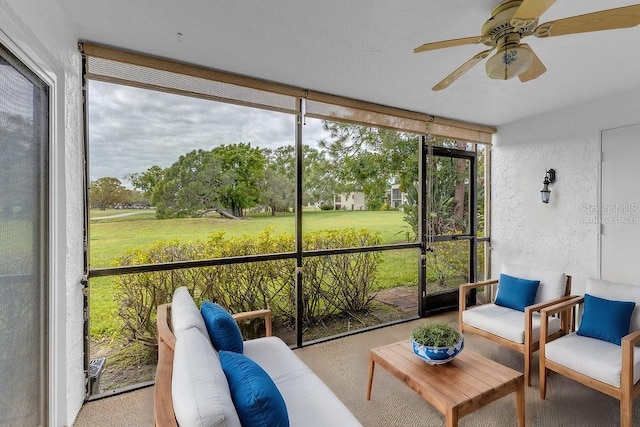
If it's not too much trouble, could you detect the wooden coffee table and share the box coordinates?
[367,340,525,427]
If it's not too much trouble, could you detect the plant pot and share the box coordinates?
[411,335,464,365]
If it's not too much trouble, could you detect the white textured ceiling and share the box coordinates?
[59,0,640,127]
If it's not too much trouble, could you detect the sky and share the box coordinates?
[87,80,330,184]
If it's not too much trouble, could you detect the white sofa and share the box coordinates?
[154,287,362,427]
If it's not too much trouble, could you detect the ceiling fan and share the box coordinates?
[414,0,640,91]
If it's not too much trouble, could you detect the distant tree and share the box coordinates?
[303,147,337,207]
[259,168,293,215]
[320,122,419,210]
[150,143,266,219]
[127,165,164,198]
[212,143,265,217]
[89,177,127,210]
[261,146,295,214]
[122,188,149,207]
[151,149,223,218]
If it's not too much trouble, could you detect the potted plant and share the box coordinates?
[410,321,464,365]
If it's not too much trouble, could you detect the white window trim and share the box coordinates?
[0,8,65,427]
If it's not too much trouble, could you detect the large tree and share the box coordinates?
[127,165,164,198]
[259,145,338,213]
[212,143,265,217]
[320,122,419,210]
[150,149,223,218]
[149,143,266,219]
[89,177,127,209]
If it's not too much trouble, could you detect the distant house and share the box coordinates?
[387,183,408,209]
[334,192,366,210]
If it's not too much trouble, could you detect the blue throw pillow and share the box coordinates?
[494,273,540,312]
[577,293,636,345]
[219,350,289,427]
[201,301,244,353]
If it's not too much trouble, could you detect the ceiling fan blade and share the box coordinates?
[432,50,492,91]
[511,0,557,29]
[414,36,484,53]
[535,5,640,38]
[518,45,547,82]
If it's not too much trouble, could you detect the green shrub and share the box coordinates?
[114,228,380,347]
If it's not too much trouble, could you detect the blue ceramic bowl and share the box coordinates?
[411,335,464,365]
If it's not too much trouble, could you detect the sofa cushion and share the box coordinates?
[586,278,640,332]
[244,337,362,427]
[172,327,241,427]
[502,263,567,304]
[172,286,209,338]
[219,350,289,427]
[201,301,244,353]
[577,293,635,345]
[495,273,540,312]
[462,303,560,344]
[546,332,640,388]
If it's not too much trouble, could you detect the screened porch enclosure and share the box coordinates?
[82,43,493,394]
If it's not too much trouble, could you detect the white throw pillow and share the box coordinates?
[171,286,208,338]
[172,327,241,427]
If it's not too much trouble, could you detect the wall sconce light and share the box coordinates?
[540,169,556,204]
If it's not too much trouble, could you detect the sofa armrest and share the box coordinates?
[233,309,273,337]
[157,303,176,351]
[154,340,178,427]
[155,303,178,427]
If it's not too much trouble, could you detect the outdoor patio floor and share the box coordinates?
[74,308,640,426]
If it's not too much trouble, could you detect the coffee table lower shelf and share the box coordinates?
[367,340,525,427]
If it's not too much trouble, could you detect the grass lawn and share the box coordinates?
[89,208,419,339]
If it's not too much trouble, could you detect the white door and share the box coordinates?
[601,123,640,283]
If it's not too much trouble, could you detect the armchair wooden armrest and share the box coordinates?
[621,330,640,396]
[539,296,584,347]
[459,279,498,310]
[526,295,579,336]
[232,308,273,337]
[458,280,498,332]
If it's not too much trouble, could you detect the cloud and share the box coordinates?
[88,81,329,182]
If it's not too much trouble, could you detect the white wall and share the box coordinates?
[0,1,85,425]
[492,86,640,295]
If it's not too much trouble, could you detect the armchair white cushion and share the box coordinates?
[545,333,640,388]
[463,304,561,343]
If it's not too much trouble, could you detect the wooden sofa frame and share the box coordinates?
[539,296,640,427]
[153,303,273,427]
[458,275,572,386]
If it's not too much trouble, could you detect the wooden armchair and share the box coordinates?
[459,264,572,386]
[539,278,640,427]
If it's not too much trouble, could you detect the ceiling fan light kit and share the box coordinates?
[414,0,640,90]
[485,36,533,80]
